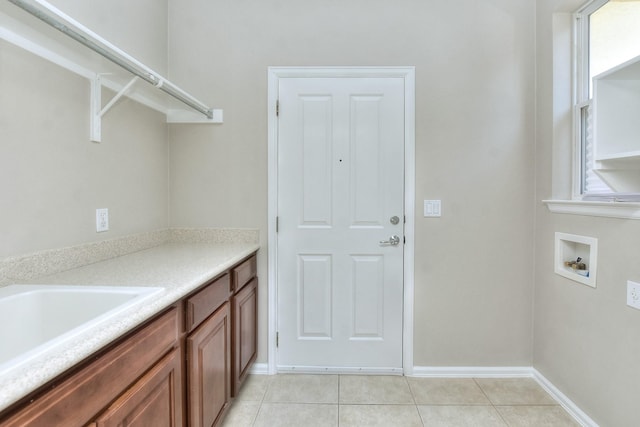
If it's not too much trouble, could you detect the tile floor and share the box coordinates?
[221,375,579,426]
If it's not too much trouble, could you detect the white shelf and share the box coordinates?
[596,150,640,162]
[0,0,222,142]
[554,232,598,288]
[593,55,640,164]
[593,168,640,194]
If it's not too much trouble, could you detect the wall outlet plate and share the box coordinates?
[96,208,109,233]
[628,281,640,310]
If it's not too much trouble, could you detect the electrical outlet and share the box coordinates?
[627,281,640,310]
[96,208,109,232]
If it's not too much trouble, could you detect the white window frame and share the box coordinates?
[573,0,640,202]
[544,0,640,218]
[573,0,606,199]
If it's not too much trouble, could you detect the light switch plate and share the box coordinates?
[424,200,441,217]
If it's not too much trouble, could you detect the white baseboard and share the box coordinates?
[532,368,599,427]
[411,366,534,378]
[410,366,598,427]
[249,363,269,375]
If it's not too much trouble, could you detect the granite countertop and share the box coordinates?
[0,241,259,413]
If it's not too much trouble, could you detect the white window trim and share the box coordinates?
[543,199,640,219]
[573,0,606,200]
[544,0,640,219]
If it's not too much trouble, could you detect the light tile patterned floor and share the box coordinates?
[221,375,579,427]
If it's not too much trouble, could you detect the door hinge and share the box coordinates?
[276,216,279,233]
[276,100,280,117]
[404,235,406,244]
[276,332,279,348]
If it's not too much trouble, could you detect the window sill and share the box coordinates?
[543,200,640,219]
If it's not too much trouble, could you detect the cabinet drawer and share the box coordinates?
[185,273,230,333]
[232,255,257,293]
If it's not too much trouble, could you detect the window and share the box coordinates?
[574,0,640,201]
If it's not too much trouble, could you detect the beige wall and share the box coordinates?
[168,0,537,367]
[535,1,640,426]
[4,0,639,424]
[8,2,638,424]
[0,0,169,258]
[46,0,168,73]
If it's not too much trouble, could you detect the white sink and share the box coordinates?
[0,284,164,375]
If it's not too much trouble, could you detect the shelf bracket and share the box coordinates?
[3,0,224,141]
[90,75,140,142]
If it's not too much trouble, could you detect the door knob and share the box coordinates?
[380,235,401,246]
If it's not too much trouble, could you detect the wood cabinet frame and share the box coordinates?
[0,308,180,427]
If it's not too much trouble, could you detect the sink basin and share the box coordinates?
[0,284,164,375]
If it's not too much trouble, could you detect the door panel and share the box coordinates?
[351,95,385,227]
[277,77,404,369]
[351,254,384,339]
[301,95,333,227]
[298,254,333,339]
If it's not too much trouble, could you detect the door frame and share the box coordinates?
[267,66,415,375]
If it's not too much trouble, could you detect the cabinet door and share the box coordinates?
[186,302,231,427]
[231,278,257,397]
[95,348,183,427]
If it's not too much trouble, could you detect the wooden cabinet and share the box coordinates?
[183,253,258,424]
[231,255,257,294]
[185,274,231,427]
[231,276,257,397]
[0,251,257,427]
[0,308,180,427]
[185,273,230,333]
[94,348,183,427]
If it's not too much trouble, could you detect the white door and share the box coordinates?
[276,76,405,370]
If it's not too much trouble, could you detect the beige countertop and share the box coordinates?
[0,241,259,413]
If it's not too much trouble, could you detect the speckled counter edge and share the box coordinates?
[0,228,259,285]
